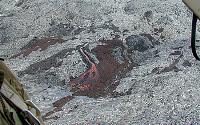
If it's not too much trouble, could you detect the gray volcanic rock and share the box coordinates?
[125,35,156,65]
[125,35,153,52]
[0,26,7,44]
[1,0,200,125]
[46,23,75,37]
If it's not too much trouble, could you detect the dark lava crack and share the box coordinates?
[18,48,75,76]
[42,96,74,121]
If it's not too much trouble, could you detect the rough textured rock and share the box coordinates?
[1,0,200,125]
[125,35,153,52]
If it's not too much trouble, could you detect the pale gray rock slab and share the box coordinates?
[1,0,200,125]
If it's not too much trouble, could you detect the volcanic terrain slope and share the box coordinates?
[1,0,200,124]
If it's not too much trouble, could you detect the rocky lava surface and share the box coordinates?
[1,0,200,125]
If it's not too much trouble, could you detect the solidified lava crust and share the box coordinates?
[43,96,74,121]
[70,38,135,98]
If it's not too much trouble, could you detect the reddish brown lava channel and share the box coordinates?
[11,37,135,119]
[42,38,135,120]
[70,38,134,98]
[10,37,64,58]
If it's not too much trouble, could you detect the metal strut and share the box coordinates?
[191,13,200,60]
